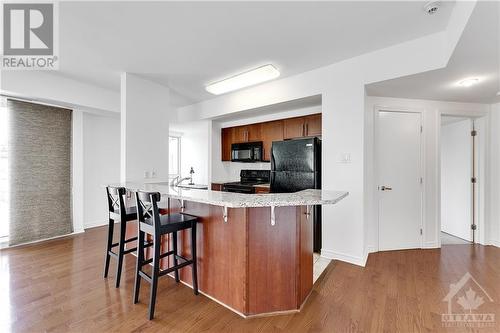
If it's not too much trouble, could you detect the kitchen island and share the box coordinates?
[116,181,348,317]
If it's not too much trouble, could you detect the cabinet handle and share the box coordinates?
[305,123,308,136]
[302,123,305,137]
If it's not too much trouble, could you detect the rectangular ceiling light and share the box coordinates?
[206,64,280,95]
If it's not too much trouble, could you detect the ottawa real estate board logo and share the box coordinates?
[442,272,496,328]
[1,2,58,70]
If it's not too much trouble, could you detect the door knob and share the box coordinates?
[380,186,392,191]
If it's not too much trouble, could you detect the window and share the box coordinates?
[169,136,181,178]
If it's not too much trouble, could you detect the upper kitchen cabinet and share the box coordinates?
[284,117,306,139]
[221,127,233,161]
[220,113,321,162]
[233,124,262,143]
[284,114,322,139]
[247,123,262,142]
[304,114,322,137]
[261,120,284,161]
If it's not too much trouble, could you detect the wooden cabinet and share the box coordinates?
[284,114,322,139]
[283,117,305,139]
[261,120,283,161]
[233,124,262,143]
[221,113,321,162]
[211,183,224,191]
[254,185,270,194]
[304,114,322,137]
[233,126,247,143]
[247,123,262,142]
[221,127,233,161]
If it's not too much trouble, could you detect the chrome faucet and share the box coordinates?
[169,175,180,186]
[174,176,192,186]
[170,167,195,187]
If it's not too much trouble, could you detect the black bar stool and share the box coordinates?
[104,186,143,288]
[133,191,199,320]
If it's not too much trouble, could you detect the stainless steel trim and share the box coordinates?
[270,206,276,226]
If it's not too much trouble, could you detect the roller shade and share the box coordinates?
[8,99,73,246]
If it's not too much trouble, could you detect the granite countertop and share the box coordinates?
[112,181,348,208]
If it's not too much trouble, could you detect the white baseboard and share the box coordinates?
[321,248,367,267]
[489,239,500,247]
[4,230,83,249]
[84,220,109,229]
[423,241,439,249]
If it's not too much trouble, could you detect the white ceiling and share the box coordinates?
[56,1,455,107]
[366,1,500,104]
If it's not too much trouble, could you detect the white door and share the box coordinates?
[377,111,422,251]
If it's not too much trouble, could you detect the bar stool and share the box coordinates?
[133,191,199,320]
[104,186,143,288]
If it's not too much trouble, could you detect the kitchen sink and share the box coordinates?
[177,184,208,190]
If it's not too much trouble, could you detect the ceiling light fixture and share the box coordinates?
[206,64,280,95]
[458,78,479,87]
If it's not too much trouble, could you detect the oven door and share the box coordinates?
[222,185,256,194]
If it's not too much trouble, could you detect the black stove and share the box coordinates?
[222,170,270,194]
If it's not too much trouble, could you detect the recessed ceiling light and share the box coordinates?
[458,78,479,87]
[206,64,280,95]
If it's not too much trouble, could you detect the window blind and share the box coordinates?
[7,99,73,246]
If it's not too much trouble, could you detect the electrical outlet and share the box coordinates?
[144,171,150,179]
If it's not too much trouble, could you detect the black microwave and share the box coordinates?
[231,142,263,162]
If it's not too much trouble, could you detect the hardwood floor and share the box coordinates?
[2,226,500,332]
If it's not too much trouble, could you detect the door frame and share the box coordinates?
[374,106,425,251]
[437,111,488,246]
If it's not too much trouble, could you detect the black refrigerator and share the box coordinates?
[270,137,322,252]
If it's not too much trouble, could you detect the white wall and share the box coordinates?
[1,71,119,113]
[489,103,500,247]
[441,118,472,241]
[120,73,172,182]
[170,120,210,185]
[365,96,490,251]
[83,113,121,228]
[72,110,84,233]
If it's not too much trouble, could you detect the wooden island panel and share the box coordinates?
[127,198,313,317]
[247,207,299,314]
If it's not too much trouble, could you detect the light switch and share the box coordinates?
[339,153,351,163]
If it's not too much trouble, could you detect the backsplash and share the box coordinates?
[217,161,271,182]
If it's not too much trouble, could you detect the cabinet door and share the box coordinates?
[261,120,284,161]
[221,127,233,161]
[254,186,270,194]
[233,126,248,143]
[211,183,224,191]
[284,117,305,139]
[247,123,262,142]
[305,114,322,137]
